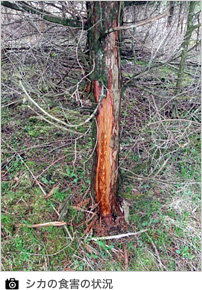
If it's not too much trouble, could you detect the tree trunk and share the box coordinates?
[176,1,196,93]
[87,2,122,222]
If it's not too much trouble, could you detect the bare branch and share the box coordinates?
[148,119,201,127]
[19,68,105,130]
[106,12,169,33]
[1,1,82,28]
[91,229,148,241]
[16,221,68,228]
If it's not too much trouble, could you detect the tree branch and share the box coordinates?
[106,12,169,34]
[122,41,201,89]
[124,1,148,7]
[1,1,22,11]
[16,221,68,228]
[1,1,82,28]
[91,229,148,241]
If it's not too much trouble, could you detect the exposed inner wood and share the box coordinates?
[93,13,121,219]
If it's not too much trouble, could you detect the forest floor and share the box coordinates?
[1,50,201,271]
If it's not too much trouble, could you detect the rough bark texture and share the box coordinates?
[87,2,122,221]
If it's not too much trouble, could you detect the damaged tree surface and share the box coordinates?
[87,2,123,223]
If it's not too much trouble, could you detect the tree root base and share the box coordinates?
[80,199,129,237]
[91,215,129,237]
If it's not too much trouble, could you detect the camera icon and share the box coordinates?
[5,278,19,289]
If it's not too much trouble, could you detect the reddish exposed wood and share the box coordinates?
[91,2,121,219]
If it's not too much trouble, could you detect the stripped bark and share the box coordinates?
[87,2,122,222]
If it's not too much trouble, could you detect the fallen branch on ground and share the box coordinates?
[16,221,68,228]
[91,229,148,241]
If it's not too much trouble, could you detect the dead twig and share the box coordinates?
[71,205,95,214]
[123,246,129,271]
[145,232,167,271]
[1,99,23,108]
[83,216,99,236]
[77,212,98,228]
[91,229,148,241]
[16,221,68,228]
[148,118,201,126]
